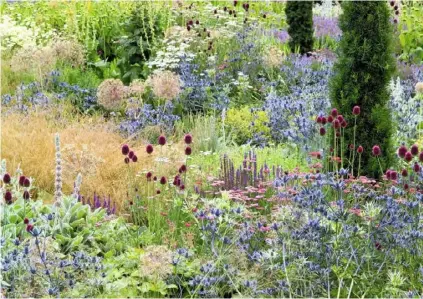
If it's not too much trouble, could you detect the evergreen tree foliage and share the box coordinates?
[285,1,314,54]
[330,2,396,178]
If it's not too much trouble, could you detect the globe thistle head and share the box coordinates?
[97,79,128,110]
[146,144,154,154]
[23,190,30,200]
[404,152,413,162]
[319,127,326,136]
[19,176,26,186]
[411,144,419,156]
[3,173,11,184]
[184,134,193,144]
[132,155,138,163]
[23,178,30,187]
[331,108,338,117]
[158,135,166,146]
[122,144,130,155]
[185,146,192,155]
[372,145,381,156]
[352,105,361,116]
[160,176,167,185]
[146,71,181,100]
[398,145,407,158]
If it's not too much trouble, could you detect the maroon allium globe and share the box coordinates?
[390,171,398,181]
[185,146,192,155]
[124,157,130,164]
[153,176,157,181]
[414,162,421,173]
[419,151,423,162]
[160,176,167,185]
[23,178,30,187]
[352,105,361,116]
[404,152,413,162]
[398,145,407,158]
[333,119,341,129]
[337,115,344,123]
[385,170,391,180]
[402,169,408,177]
[128,151,134,159]
[341,120,347,128]
[372,145,381,156]
[316,116,322,124]
[4,191,12,202]
[3,173,11,184]
[158,135,166,146]
[321,117,327,125]
[404,183,409,190]
[180,184,185,190]
[319,127,326,136]
[146,172,153,180]
[131,155,138,162]
[327,115,334,123]
[357,145,364,154]
[331,108,338,117]
[156,190,161,195]
[146,144,154,154]
[179,164,187,173]
[184,134,193,144]
[24,218,29,224]
[411,144,419,156]
[23,190,30,200]
[19,176,26,186]
[122,144,130,155]
[26,224,34,232]
[336,131,341,137]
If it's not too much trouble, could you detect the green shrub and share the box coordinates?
[330,2,396,178]
[225,107,270,145]
[285,1,314,54]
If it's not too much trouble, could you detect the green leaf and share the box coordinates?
[8,214,20,224]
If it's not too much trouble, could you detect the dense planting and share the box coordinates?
[1,1,423,298]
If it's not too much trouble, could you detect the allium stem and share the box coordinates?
[352,116,357,177]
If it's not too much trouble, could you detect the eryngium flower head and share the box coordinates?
[97,79,129,110]
[146,71,181,100]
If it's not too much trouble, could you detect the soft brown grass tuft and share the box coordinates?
[1,111,186,211]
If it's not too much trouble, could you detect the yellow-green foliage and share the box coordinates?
[225,106,270,145]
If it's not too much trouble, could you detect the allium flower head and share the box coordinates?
[128,151,135,159]
[341,120,347,128]
[122,144,130,155]
[411,144,419,156]
[139,246,173,279]
[390,170,397,180]
[160,176,167,185]
[357,145,363,154]
[337,115,344,123]
[23,190,30,200]
[413,162,420,173]
[352,105,361,115]
[398,145,407,158]
[319,127,326,136]
[146,144,154,154]
[321,116,327,125]
[158,135,166,146]
[23,178,30,187]
[4,191,12,203]
[129,79,145,96]
[146,71,181,100]
[372,145,381,156]
[146,172,153,180]
[401,169,408,177]
[404,152,413,162]
[327,115,334,123]
[185,146,192,155]
[184,134,193,144]
[415,82,423,94]
[26,224,34,232]
[386,169,392,179]
[3,173,11,184]
[97,79,128,110]
[24,218,29,224]
[124,157,130,164]
[331,108,338,117]
[179,165,187,173]
[333,119,341,129]
[132,155,138,162]
[419,151,423,162]
[19,175,26,186]
[316,116,322,124]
